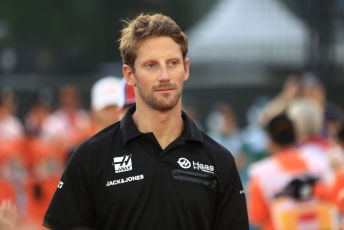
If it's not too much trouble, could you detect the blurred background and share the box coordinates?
[0,0,344,229]
[0,0,343,122]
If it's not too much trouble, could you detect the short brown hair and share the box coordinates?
[119,13,188,69]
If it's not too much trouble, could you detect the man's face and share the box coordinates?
[94,105,121,128]
[123,36,189,111]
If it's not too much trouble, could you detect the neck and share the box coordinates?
[132,102,183,149]
[271,144,294,154]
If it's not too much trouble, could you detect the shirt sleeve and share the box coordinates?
[212,155,249,230]
[43,143,95,229]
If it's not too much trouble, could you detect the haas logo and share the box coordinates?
[177,157,214,174]
[113,154,133,173]
[177,158,191,169]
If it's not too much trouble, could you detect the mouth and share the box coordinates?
[155,85,176,92]
[153,83,177,93]
[156,88,174,92]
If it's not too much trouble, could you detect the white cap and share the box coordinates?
[91,76,124,111]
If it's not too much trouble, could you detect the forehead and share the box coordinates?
[135,36,182,62]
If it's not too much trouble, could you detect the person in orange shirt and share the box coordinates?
[0,95,25,170]
[24,138,63,227]
[338,125,344,214]
[41,85,90,161]
[318,170,344,213]
[248,114,335,230]
[0,155,16,204]
[0,145,23,228]
[314,124,344,221]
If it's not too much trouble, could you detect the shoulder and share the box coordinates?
[202,133,234,158]
[200,133,237,175]
[248,157,276,178]
[200,133,246,196]
[298,143,331,167]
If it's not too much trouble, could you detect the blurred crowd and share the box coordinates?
[0,76,134,229]
[0,73,343,229]
[204,73,344,230]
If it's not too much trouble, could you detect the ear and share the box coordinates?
[122,64,135,86]
[183,57,190,81]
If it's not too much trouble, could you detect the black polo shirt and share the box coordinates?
[43,106,248,230]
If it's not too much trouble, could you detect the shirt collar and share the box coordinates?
[181,110,204,144]
[120,105,142,146]
[120,105,203,146]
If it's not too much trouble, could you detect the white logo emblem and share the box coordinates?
[177,157,191,169]
[113,154,133,173]
[57,181,64,189]
[177,157,215,174]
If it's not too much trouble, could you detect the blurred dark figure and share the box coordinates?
[25,102,51,137]
[339,125,344,149]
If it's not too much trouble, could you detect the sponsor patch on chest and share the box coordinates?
[177,157,215,174]
[105,174,144,187]
[112,154,133,173]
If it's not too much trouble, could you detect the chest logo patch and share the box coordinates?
[177,157,191,169]
[112,154,133,173]
[177,157,215,174]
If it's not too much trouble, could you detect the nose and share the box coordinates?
[158,65,170,82]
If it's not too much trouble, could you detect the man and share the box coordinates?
[43,13,248,230]
[0,95,24,150]
[287,99,333,181]
[248,114,336,230]
[313,124,344,220]
[41,85,90,157]
[87,76,124,136]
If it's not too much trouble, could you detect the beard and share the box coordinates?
[135,78,182,111]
